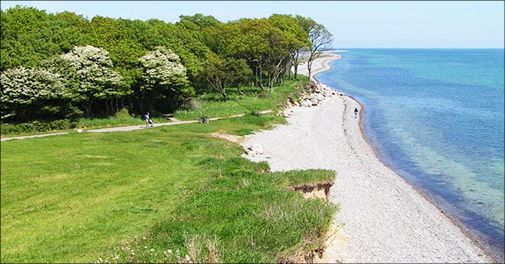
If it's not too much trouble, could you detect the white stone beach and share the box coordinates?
[242,53,491,263]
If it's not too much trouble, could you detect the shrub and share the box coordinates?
[114,108,131,119]
[257,91,268,98]
[249,110,261,117]
[48,119,73,130]
[1,120,75,135]
[184,98,201,110]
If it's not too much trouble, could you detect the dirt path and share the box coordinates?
[0,110,273,142]
[0,132,70,142]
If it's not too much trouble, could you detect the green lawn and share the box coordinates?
[1,78,337,263]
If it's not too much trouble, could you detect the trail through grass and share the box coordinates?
[1,78,307,138]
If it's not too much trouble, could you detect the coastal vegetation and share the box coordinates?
[1,6,332,136]
[0,6,337,263]
[1,80,337,262]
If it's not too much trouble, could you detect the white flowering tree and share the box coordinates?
[59,45,125,114]
[139,46,193,112]
[0,67,69,120]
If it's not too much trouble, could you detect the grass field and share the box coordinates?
[1,78,337,262]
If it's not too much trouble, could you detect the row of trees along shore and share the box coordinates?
[0,6,333,123]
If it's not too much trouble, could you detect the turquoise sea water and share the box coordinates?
[317,49,504,260]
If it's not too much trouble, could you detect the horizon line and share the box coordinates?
[332,47,505,50]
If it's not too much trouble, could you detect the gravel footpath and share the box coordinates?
[1,110,273,141]
[241,53,491,263]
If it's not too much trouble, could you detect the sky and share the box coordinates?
[1,1,504,48]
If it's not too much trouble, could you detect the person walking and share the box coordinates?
[144,112,154,128]
[354,107,359,118]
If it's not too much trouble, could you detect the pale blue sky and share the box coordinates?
[1,1,504,48]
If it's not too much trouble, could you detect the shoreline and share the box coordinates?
[349,93,496,262]
[242,52,493,262]
[313,53,499,262]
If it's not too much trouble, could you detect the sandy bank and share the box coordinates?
[297,52,341,78]
[241,52,490,262]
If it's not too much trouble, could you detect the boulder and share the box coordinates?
[247,143,264,156]
[301,100,312,107]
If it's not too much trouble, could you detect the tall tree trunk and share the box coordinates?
[308,60,313,80]
[268,71,274,92]
[105,100,109,115]
[258,66,265,91]
[237,83,244,95]
[294,52,300,79]
[254,65,258,87]
[138,91,143,113]
[85,99,92,117]
[221,90,227,102]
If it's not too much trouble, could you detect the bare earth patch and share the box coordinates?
[291,182,332,202]
[209,133,243,144]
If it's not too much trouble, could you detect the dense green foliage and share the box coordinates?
[0,119,75,135]
[1,109,336,263]
[1,6,330,124]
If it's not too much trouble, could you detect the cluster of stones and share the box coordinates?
[244,143,264,157]
[280,81,341,118]
[292,81,337,107]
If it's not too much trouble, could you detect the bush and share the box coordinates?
[114,108,131,119]
[249,110,261,117]
[1,119,76,135]
[257,91,268,98]
[184,98,201,110]
[48,119,73,130]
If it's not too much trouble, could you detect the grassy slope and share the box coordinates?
[1,78,337,262]
[174,79,307,120]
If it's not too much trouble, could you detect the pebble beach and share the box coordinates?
[242,53,492,263]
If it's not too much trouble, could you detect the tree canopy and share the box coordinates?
[0,6,333,123]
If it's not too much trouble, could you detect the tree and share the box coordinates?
[0,67,70,121]
[138,46,193,112]
[297,17,333,79]
[59,45,124,115]
[178,14,220,30]
[1,6,333,121]
[0,6,59,70]
[203,53,252,101]
[0,6,91,71]
[269,14,310,81]
[206,18,293,91]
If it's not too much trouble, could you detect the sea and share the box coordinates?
[316,49,504,261]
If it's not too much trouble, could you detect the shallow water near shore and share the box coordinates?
[317,49,504,261]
